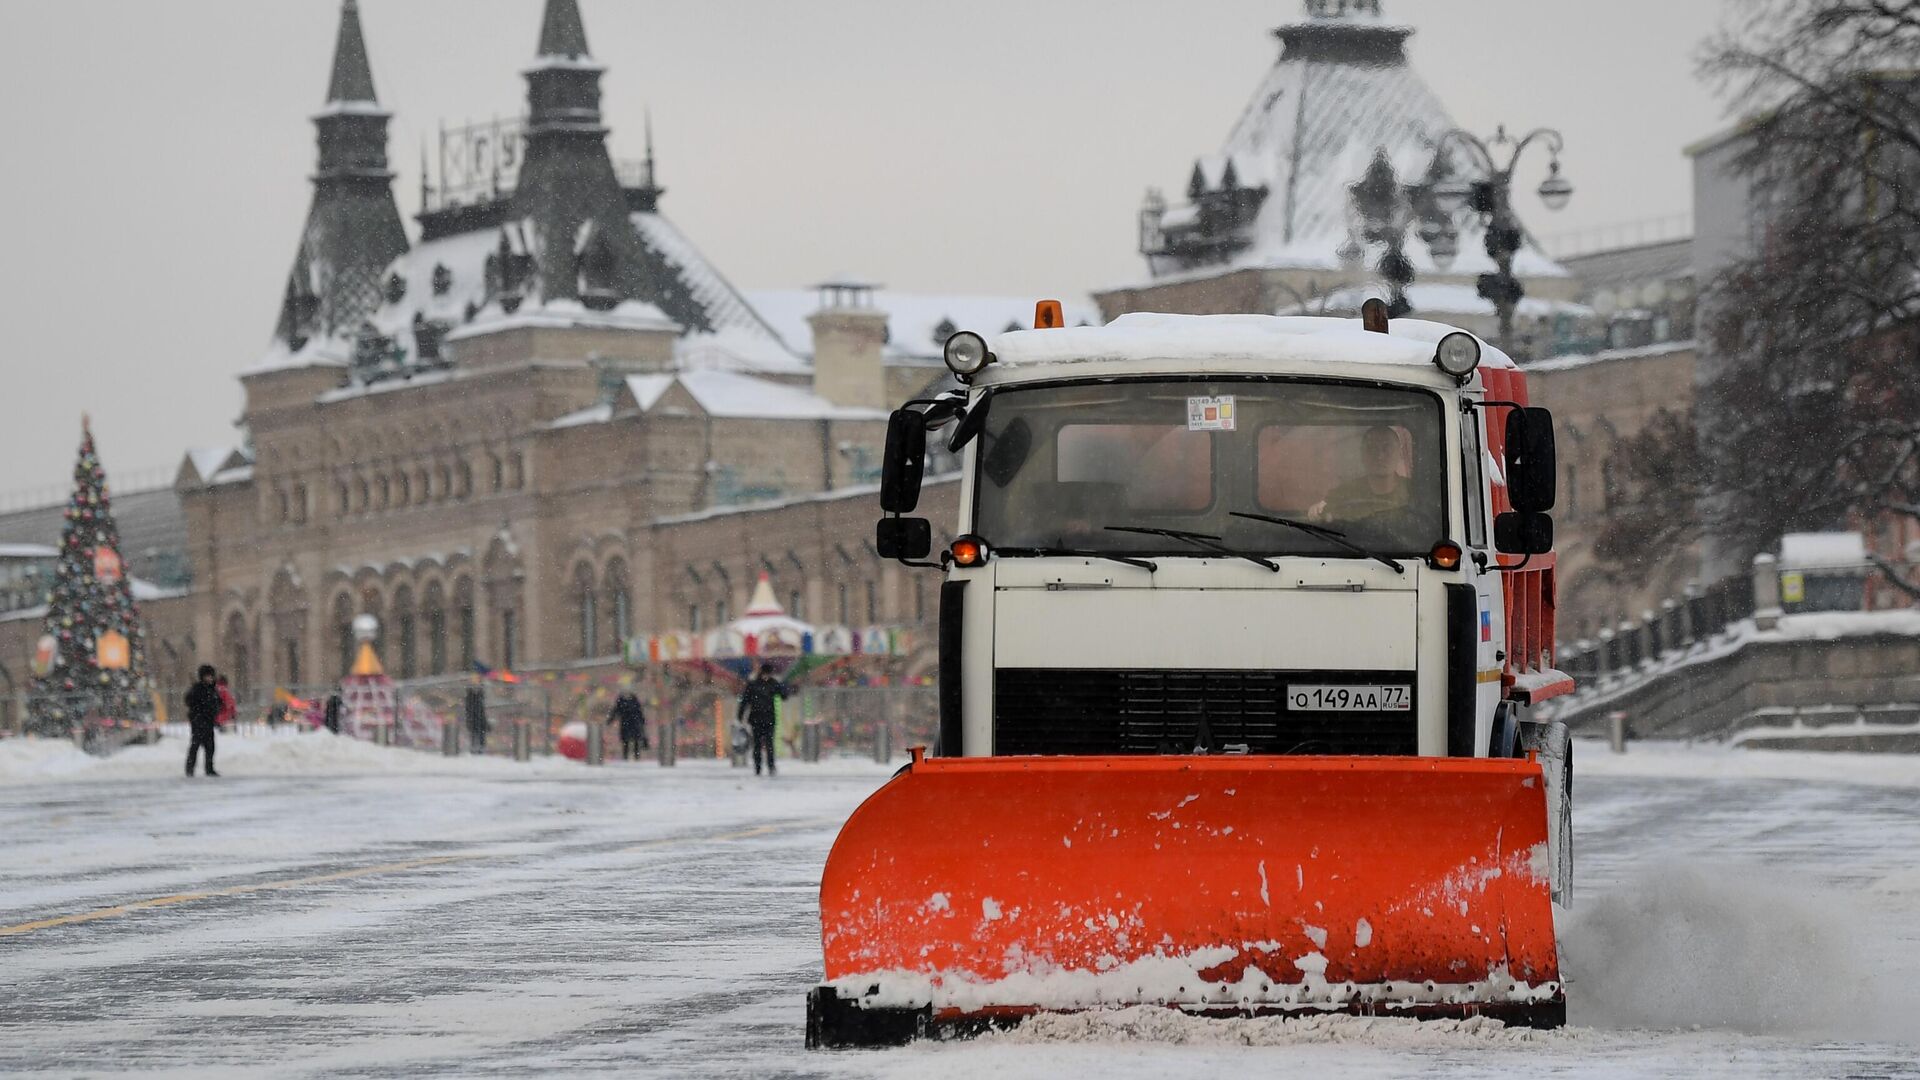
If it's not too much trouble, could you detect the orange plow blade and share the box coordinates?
[808,753,1561,1047]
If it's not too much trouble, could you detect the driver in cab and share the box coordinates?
[1308,425,1408,525]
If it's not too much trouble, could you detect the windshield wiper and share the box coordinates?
[1103,526,1279,572]
[996,546,1158,572]
[1228,511,1406,574]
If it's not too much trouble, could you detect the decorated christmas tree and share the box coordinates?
[26,418,150,737]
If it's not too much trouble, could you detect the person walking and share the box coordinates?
[736,665,789,777]
[184,665,222,777]
[606,691,650,760]
[464,682,489,754]
[323,692,343,735]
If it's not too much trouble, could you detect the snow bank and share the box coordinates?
[1574,738,1920,789]
[980,1005,1568,1047]
[1564,863,1918,1043]
[0,729,581,786]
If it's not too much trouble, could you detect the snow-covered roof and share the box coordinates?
[0,577,185,625]
[631,371,888,421]
[443,298,678,342]
[630,212,788,345]
[1780,532,1869,571]
[244,337,351,378]
[0,543,56,560]
[984,312,1514,376]
[673,326,808,375]
[1526,340,1695,374]
[1287,283,1594,320]
[547,403,614,430]
[349,210,801,380]
[744,289,1103,363]
[183,447,249,484]
[1128,7,1567,287]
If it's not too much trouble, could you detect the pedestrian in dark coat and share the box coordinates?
[464,684,489,754]
[323,693,343,735]
[607,691,650,760]
[183,665,222,777]
[736,665,789,777]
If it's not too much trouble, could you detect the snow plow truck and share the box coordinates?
[808,303,1575,1048]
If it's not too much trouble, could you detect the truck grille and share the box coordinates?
[993,669,1418,756]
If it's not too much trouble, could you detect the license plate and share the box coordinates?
[1287,684,1411,711]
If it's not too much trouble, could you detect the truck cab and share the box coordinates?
[878,310,1573,895]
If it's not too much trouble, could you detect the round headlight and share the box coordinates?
[943,331,993,378]
[1434,332,1482,379]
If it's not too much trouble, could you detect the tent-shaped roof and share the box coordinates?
[1138,1,1565,284]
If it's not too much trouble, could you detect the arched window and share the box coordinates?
[491,455,505,493]
[866,581,879,622]
[837,582,849,624]
[293,484,308,524]
[355,477,370,513]
[376,475,391,510]
[415,467,431,505]
[223,611,251,695]
[335,481,350,518]
[392,586,417,679]
[604,559,631,647]
[509,451,526,490]
[914,577,926,622]
[438,464,453,501]
[451,577,476,670]
[574,563,599,659]
[422,582,448,675]
[789,590,803,620]
[396,472,411,508]
[457,460,474,499]
[333,592,355,677]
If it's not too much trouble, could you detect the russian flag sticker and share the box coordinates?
[1480,609,1493,642]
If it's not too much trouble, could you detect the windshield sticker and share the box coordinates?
[1187,395,1236,431]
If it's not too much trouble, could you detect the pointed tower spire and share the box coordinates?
[326,0,379,104]
[272,0,409,352]
[537,0,592,59]
[632,108,665,213]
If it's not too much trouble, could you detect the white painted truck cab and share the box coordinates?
[875,311,1574,895]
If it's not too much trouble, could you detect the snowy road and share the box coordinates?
[3,734,1919,1078]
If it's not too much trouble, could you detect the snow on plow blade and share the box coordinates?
[808,753,1562,1048]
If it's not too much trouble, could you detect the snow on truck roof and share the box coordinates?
[983,312,1513,378]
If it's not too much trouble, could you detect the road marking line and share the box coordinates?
[0,854,478,937]
[1,816,845,938]
[621,817,840,854]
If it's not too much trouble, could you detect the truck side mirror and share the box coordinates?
[1504,406,1557,513]
[876,517,933,560]
[880,409,926,514]
[1494,511,1553,555]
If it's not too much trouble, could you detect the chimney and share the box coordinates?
[807,279,889,410]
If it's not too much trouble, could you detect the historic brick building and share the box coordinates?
[159,0,995,698]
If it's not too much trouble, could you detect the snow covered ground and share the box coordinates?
[2,731,1918,1077]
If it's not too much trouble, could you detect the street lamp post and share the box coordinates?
[1343,151,1458,320]
[1428,125,1572,353]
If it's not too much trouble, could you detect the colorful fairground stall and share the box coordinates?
[624,573,936,759]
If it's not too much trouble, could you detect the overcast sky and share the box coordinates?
[0,0,1735,497]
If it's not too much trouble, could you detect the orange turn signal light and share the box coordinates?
[949,535,989,568]
[1033,299,1064,329]
[1428,540,1464,571]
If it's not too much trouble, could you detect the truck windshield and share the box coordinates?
[973,379,1447,558]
